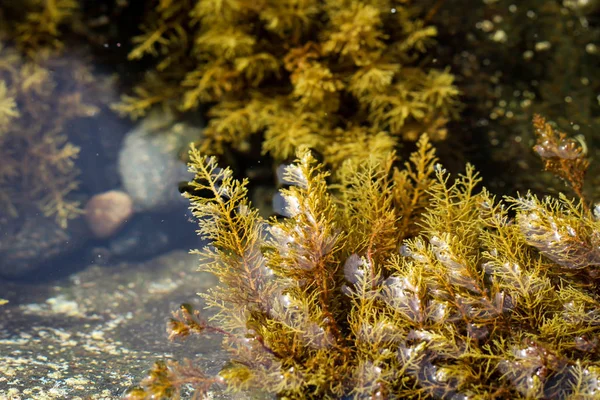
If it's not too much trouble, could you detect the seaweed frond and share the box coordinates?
[4,0,80,57]
[0,32,102,227]
[0,80,19,134]
[130,121,600,398]
[392,134,439,240]
[125,359,221,400]
[119,0,462,167]
[512,194,600,275]
[184,146,276,315]
[532,114,589,203]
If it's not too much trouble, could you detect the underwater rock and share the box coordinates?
[0,210,90,279]
[69,108,129,195]
[0,250,227,398]
[84,190,133,239]
[89,211,200,265]
[118,110,201,213]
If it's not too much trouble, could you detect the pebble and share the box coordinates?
[84,190,133,239]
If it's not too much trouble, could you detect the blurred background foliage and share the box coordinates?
[1,0,599,225]
[112,0,461,172]
[0,1,102,227]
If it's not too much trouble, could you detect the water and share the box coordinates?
[1,1,599,399]
[0,251,227,398]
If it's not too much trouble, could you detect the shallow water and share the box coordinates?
[0,250,231,398]
[1,1,599,399]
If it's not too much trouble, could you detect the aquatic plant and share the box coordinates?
[115,0,460,168]
[0,5,102,227]
[531,114,589,204]
[0,0,80,57]
[127,117,600,399]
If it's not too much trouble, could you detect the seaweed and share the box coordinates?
[0,0,80,56]
[115,0,460,169]
[128,117,600,398]
[531,114,589,204]
[0,4,105,227]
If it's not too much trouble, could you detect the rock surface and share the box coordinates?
[89,211,200,266]
[0,250,263,399]
[118,110,201,213]
[0,212,91,279]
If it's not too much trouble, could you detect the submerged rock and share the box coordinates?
[84,190,134,239]
[88,211,199,266]
[0,250,235,399]
[118,110,202,213]
[0,210,90,279]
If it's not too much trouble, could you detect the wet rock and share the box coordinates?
[89,211,199,265]
[0,250,242,399]
[0,211,91,279]
[84,190,134,239]
[118,110,202,213]
[68,107,129,195]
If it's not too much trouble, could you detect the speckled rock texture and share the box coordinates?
[0,250,257,399]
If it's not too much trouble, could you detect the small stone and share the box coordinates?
[85,190,133,239]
